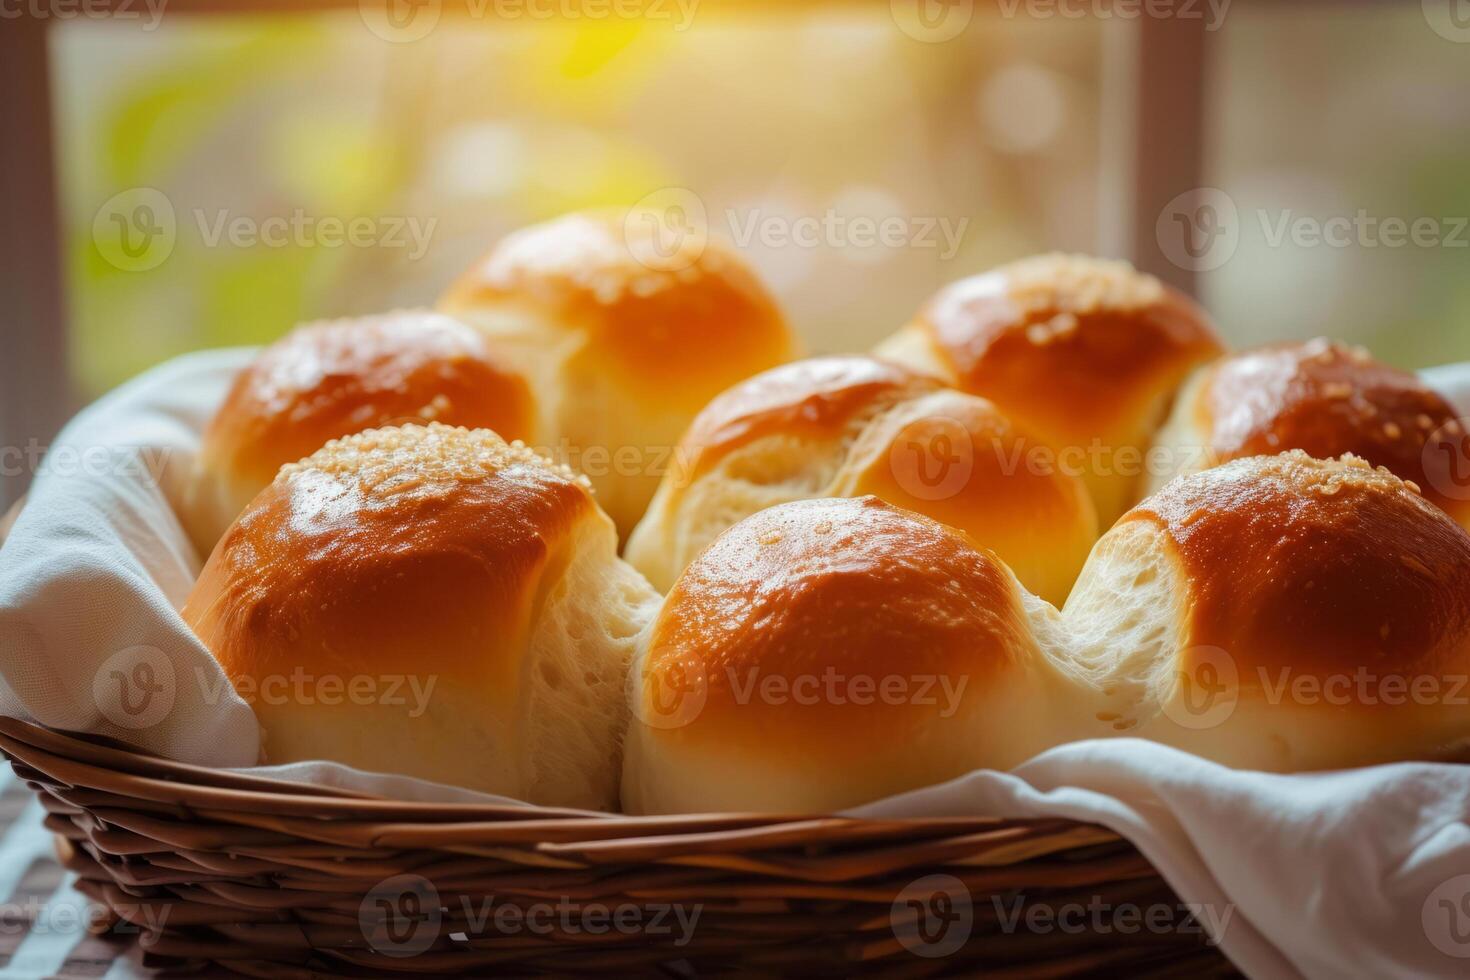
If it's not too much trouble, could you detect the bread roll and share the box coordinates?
[1147,338,1470,529]
[184,311,533,556]
[875,254,1224,527]
[624,356,1097,604]
[183,423,660,810]
[624,453,1470,812]
[438,210,799,536]
[622,496,1081,814]
[1070,451,1470,772]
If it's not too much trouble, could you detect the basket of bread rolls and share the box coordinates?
[4,209,1470,978]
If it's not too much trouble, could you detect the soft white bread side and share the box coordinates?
[875,254,1224,528]
[625,356,1098,605]
[183,423,660,810]
[438,210,799,537]
[1148,338,1470,531]
[624,453,1470,813]
[183,311,534,558]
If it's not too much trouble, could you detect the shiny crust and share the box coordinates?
[881,255,1225,526]
[200,312,535,495]
[1188,339,1469,520]
[1128,451,1470,685]
[677,356,940,481]
[183,424,596,689]
[438,210,796,398]
[627,356,1098,604]
[910,255,1223,438]
[638,497,1035,753]
[843,389,1099,604]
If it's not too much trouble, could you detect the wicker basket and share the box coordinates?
[0,718,1239,977]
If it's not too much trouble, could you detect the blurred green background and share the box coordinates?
[53,4,1470,401]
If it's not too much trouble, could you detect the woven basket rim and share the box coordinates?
[0,716,1043,833]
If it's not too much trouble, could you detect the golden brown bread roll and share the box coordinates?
[875,254,1224,528]
[624,452,1470,813]
[1147,338,1470,529]
[622,496,1075,814]
[438,210,799,536]
[183,423,660,810]
[184,311,533,556]
[1071,451,1470,772]
[624,356,1098,604]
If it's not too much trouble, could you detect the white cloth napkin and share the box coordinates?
[2,351,1470,979]
[0,350,260,767]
